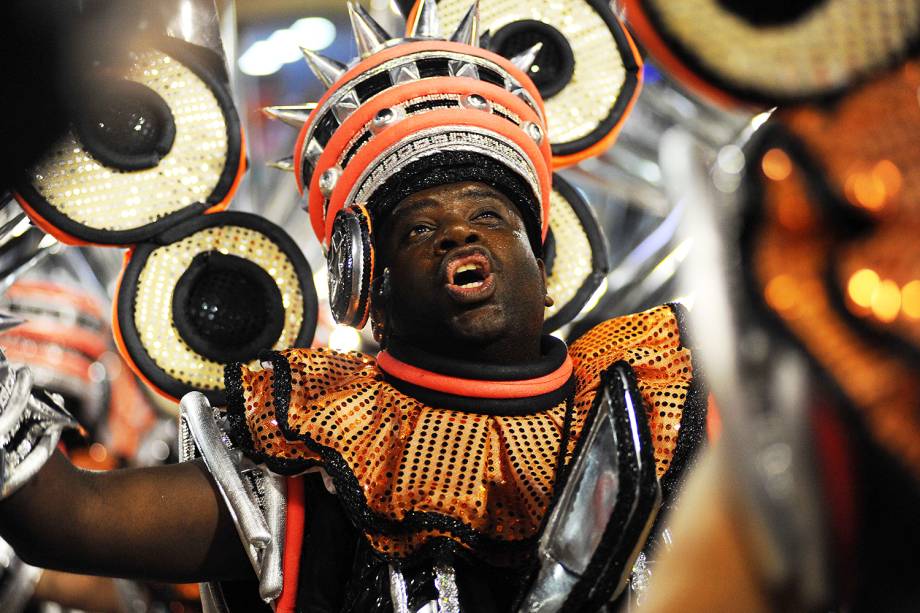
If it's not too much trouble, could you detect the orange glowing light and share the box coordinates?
[902,280,920,319]
[765,274,798,311]
[762,149,792,181]
[89,442,108,463]
[851,171,887,210]
[874,160,903,196]
[848,268,880,308]
[871,279,901,323]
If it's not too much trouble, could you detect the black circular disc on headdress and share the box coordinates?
[491,20,575,100]
[172,251,286,363]
[14,36,244,246]
[543,173,609,332]
[328,205,374,328]
[115,212,317,403]
[73,79,176,172]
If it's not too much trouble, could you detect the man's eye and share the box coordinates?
[474,210,501,221]
[408,224,432,238]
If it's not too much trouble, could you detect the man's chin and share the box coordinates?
[447,304,509,344]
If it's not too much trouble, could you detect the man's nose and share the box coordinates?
[436,221,479,253]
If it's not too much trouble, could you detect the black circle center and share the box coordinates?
[715,0,825,26]
[172,251,285,363]
[74,79,176,171]
[491,20,576,100]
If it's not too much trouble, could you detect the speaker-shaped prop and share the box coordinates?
[14,37,245,246]
[543,173,609,332]
[413,0,643,167]
[624,0,920,107]
[327,205,375,328]
[115,212,318,404]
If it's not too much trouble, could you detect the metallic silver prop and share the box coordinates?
[0,352,78,499]
[179,392,287,606]
[518,364,660,612]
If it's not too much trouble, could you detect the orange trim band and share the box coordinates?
[276,476,306,613]
[376,351,573,399]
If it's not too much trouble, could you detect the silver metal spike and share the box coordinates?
[449,59,479,80]
[267,157,295,172]
[0,312,25,332]
[262,104,318,129]
[450,1,480,46]
[408,0,440,38]
[479,29,492,50]
[510,42,543,74]
[347,1,392,59]
[301,48,346,88]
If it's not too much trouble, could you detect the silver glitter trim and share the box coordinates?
[434,563,460,613]
[350,125,542,222]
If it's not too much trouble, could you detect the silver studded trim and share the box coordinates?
[523,121,544,146]
[350,125,542,225]
[319,166,343,197]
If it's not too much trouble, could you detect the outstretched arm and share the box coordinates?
[0,450,252,583]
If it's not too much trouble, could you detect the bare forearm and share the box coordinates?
[0,451,250,583]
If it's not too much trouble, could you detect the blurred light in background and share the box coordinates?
[329,324,362,352]
[239,17,337,76]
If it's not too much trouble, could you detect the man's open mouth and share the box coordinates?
[444,252,495,303]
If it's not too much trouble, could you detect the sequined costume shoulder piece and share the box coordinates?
[224,303,704,566]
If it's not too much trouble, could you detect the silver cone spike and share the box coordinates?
[509,42,543,74]
[479,29,492,50]
[267,157,295,173]
[408,0,440,38]
[262,104,318,129]
[0,312,24,332]
[301,48,346,88]
[450,1,480,46]
[347,1,392,59]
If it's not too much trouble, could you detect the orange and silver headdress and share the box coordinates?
[265,0,642,329]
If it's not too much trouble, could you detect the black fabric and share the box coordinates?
[73,78,175,171]
[715,0,824,26]
[386,334,567,381]
[172,251,286,363]
[367,150,544,256]
[492,19,575,100]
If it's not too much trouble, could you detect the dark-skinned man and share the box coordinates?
[0,3,706,611]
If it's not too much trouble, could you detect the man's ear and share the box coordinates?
[537,258,554,307]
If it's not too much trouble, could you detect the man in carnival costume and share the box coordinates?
[0,1,706,611]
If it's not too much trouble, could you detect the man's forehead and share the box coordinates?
[389,182,517,220]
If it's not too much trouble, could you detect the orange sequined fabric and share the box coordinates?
[225,304,700,564]
[745,63,920,481]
